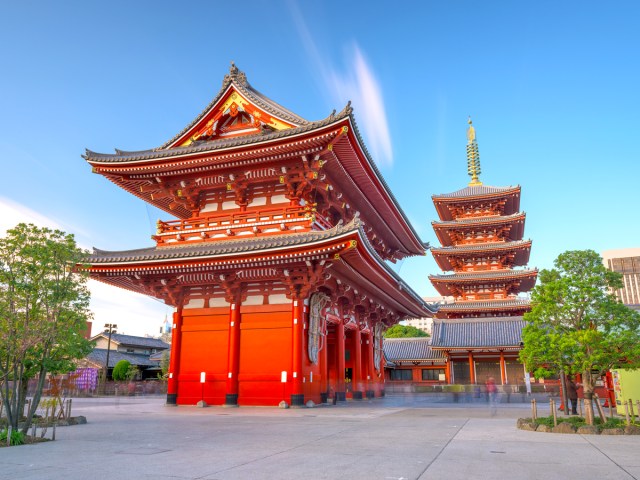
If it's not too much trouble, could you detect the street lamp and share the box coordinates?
[104,323,117,382]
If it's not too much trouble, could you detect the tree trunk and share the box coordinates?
[582,370,595,425]
[21,368,49,434]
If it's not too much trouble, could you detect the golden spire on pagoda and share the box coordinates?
[466,117,482,186]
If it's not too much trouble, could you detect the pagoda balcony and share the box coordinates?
[154,205,332,246]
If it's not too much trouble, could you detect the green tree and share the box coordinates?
[384,324,429,338]
[519,250,640,425]
[0,223,93,434]
[112,360,131,381]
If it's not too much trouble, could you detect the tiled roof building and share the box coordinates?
[81,63,436,407]
[427,119,536,385]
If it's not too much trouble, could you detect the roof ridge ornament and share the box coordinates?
[223,61,248,87]
[466,117,482,186]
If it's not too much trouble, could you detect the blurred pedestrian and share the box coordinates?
[567,377,578,415]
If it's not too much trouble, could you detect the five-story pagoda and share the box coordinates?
[82,64,436,407]
[429,119,537,385]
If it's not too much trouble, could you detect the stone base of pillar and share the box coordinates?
[352,391,363,400]
[166,393,177,405]
[365,390,374,399]
[320,392,328,404]
[290,393,305,407]
[224,393,239,407]
[336,391,346,401]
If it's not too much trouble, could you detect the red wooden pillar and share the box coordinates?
[166,307,183,405]
[320,324,329,403]
[366,332,375,399]
[336,320,346,401]
[468,351,475,384]
[444,353,451,384]
[499,351,507,385]
[353,329,363,400]
[224,299,241,406]
[291,298,305,407]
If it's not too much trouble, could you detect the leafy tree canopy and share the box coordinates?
[112,360,131,381]
[0,223,93,433]
[519,250,640,423]
[384,324,429,338]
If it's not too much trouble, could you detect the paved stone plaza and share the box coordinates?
[1,395,638,480]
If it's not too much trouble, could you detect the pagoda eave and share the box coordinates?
[84,222,434,318]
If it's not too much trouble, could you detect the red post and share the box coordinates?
[320,323,328,403]
[353,329,363,400]
[468,351,475,384]
[336,320,346,401]
[291,299,305,406]
[365,332,374,398]
[500,351,506,385]
[166,307,183,405]
[224,300,241,406]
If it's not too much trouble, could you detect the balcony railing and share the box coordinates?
[154,205,331,246]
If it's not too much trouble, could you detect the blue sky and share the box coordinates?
[1,1,638,336]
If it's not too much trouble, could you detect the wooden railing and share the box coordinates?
[154,205,332,246]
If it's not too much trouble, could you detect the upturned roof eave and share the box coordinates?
[342,114,427,256]
[83,109,350,164]
[161,66,311,149]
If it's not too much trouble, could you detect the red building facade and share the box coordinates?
[429,120,537,385]
[83,64,436,407]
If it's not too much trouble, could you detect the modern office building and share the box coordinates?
[602,248,640,309]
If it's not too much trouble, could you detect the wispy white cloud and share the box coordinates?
[0,196,93,245]
[327,47,393,167]
[288,4,393,167]
[0,196,64,234]
[0,197,167,337]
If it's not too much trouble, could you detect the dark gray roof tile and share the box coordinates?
[383,337,446,362]
[85,349,161,368]
[432,185,520,199]
[431,317,525,348]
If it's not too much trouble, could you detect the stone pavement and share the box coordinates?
[1,394,638,480]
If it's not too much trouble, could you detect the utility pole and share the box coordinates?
[104,323,118,387]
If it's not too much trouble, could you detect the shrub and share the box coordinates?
[0,428,25,446]
[112,360,131,381]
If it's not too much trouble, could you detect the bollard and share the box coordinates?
[66,399,72,419]
[578,398,583,417]
[7,426,11,447]
[624,401,631,426]
[551,399,557,426]
[52,422,56,441]
[609,399,614,419]
[531,399,537,421]
[629,399,635,420]
[594,394,606,423]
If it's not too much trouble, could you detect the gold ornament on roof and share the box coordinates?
[466,117,482,186]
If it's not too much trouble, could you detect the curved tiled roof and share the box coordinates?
[431,317,525,349]
[431,239,532,255]
[88,218,362,264]
[161,63,310,149]
[383,337,446,362]
[430,269,538,282]
[432,212,525,227]
[432,185,520,200]
[438,298,531,311]
[84,106,350,163]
